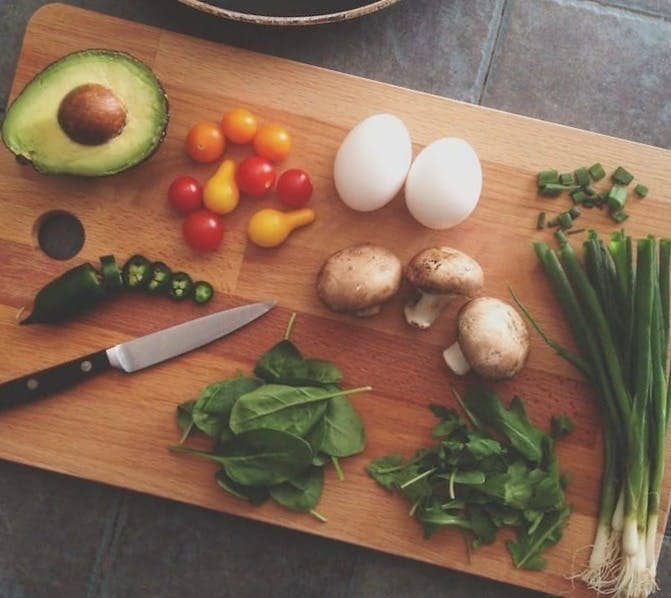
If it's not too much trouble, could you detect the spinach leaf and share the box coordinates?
[465,389,546,464]
[254,340,342,387]
[479,462,533,509]
[429,405,467,438]
[416,500,471,533]
[215,469,269,506]
[469,506,497,548]
[319,397,365,457]
[171,428,312,486]
[269,467,324,513]
[465,436,503,459]
[230,385,349,437]
[176,400,195,444]
[550,414,575,439]
[192,376,264,438]
[506,506,571,570]
[366,454,405,491]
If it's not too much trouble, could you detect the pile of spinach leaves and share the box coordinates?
[172,314,370,521]
[367,387,573,570]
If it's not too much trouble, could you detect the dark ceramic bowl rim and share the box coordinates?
[177,0,401,25]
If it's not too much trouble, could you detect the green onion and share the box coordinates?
[559,172,574,185]
[634,184,648,198]
[520,232,670,596]
[610,211,629,224]
[575,167,590,187]
[558,212,573,230]
[607,185,628,212]
[572,190,588,205]
[555,229,568,245]
[569,206,581,219]
[537,212,547,230]
[612,166,634,186]
[589,162,606,181]
[537,169,559,187]
[584,186,597,197]
[540,183,581,197]
[583,199,595,208]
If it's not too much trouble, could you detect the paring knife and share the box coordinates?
[0,300,275,410]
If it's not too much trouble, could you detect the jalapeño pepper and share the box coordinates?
[122,254,152,290]
[147,262,172,294]
[21,263,106,324]
[100,255,123,291]
[168,272,193,301]
[193,281,214,305]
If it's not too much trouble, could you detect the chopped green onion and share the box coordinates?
[572,190,588,204]
[588,162,606,181]
[610,211,629,223]
[584,186,597,197]
[634,184,648,198]
[559,172,574,185]
[558,212,574,229]
[607,185,628,212]
[539,183,580,197]
[612,166,634,186]
[547,218,559,227]
[537,169,559,187]
[569,206,581,219]
[537,212,547,230]
[575,167,590,187]
[583,200,595,208]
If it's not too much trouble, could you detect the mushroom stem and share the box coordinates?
[404,292,455,329]
[443,342,470,375]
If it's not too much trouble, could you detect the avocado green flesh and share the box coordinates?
[1,50,168,176]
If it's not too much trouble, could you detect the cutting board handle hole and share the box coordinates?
[33,210,85,261]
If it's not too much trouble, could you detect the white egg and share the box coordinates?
[334,113,412,212]
[405,137,482,229]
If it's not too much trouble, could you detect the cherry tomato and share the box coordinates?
[168,176,203,214]
[185,122,225,163]
[221,108,258,144]
[182,209,225,252]
[277,169,313,207]
[253,123,292,162]
[236,155,276,197]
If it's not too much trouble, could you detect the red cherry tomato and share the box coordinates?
[277,169,313,207]
[235,156,276,197]
[168,176,203,214]
[182,209,225,252]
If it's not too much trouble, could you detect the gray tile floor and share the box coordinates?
[0,1,670,596]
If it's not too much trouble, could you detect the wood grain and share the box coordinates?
[1,5,670,596]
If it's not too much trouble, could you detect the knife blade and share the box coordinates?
[0,300,275,410]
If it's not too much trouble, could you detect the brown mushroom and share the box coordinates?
[442,297,529,380]
[404,246,484,329]
[317,244,402,317]
[57,83,127,145]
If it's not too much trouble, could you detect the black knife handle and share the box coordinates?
[0,350,111,410]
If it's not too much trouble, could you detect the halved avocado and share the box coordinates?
[1,49,169,176]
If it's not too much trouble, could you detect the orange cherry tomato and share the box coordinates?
[221,108,258,144]
[253,123,292,162]
[185,122,225,163]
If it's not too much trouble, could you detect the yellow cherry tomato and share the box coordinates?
[203,159,239,214]
[253,123,292,162]
[247,208,315,248]
[221,108,258,144]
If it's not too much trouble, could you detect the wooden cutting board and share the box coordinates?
[1,5,670,596]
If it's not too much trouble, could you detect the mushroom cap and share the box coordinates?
[317,244,402,315]
[457,297,529,380]
[405,246,484,296]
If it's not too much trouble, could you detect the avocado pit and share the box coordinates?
[57,83,127,145]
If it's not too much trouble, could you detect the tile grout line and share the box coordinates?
[85,490,132,598]
[476,0,508,105]
[583,0,671,22]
